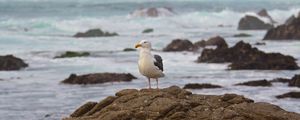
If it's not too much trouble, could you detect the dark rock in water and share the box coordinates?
[238,15,273,30]
[0,55,28,71]
[263,15,300,40]
[235,80,272,87]
[64,86,300,120]
[270,78,291,83]
[142,28,154,33]
[163,39,195,52]
[257,9,276,24]
[61,73,136,84]
[233,33,252,37]
[285,15,296,25]
[288,74,300,87]
[197,41,299,70]
[131,7,174,17]
[74,29,118,38]
[276,91,300,99]
[123,48,136,52]
[55,51,90,58]
[183,83,222,89]
[254,42,266,45]
[194,36,228,49]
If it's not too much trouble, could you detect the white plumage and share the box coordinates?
[135,40,164,89]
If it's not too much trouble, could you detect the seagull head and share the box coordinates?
[135,40,152,49]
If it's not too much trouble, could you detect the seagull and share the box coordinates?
[135,40,164,89]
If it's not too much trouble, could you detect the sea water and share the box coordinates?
[0,0,300,120]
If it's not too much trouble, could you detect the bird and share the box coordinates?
[135,40,164,89]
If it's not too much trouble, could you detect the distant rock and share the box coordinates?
[270,78,291,83]
[263,15,300,40]
[64,86,300,120]
[0,55,28,71]
[61,73,136,84]
[183,83,222,89]
[130,7,174,17]
[233,33,252,37]
[142,28,154,33]
[288,74,300,87]
[194,36,228,49]
[257,9,276,24]
[55,51,90,58]
[254,42,266,45]
[123,48,136,52]
[235,80,272,87]
[74,29,118,38]
[276,91,300,99]
[238,15,273,30]
[197,41,299,70]
[163,39,195,52]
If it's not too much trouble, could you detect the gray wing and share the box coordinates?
[153,54,163,71]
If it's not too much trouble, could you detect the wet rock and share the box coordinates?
[238,15,273,30]
[74,29,118,38]
[142,28,154,33]
[235,80,272,87]
[276,91,300,99]
[123,48,136,52]
[183,83,222,89]
[55,51,90,58]
[264,15,300,40]
[70,102,98,117]
[130,7,174,17]
[64,86,300,120]
[163,39,195,52]
[270,78,291,83]
[285,15,296,25]
[197,41,299,70]
[0,55,28,71]
[257,9,276,24]
[288,74,300,87]
[254,42,266,45]
[233,33,252,37]
[194,36,228,49]
[193,40,206,48]
[61,73,136,84]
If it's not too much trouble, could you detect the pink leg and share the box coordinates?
[156,78,159,89]
[148,77,151,89]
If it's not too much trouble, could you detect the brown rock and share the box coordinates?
[270,78,291,83]
[238,15,273,30]
[183,83,222,89]
[235,80,272,87]
[257,9,276,24]
[61,73,136,84]
[193,40,206,48]
[163,39,195,52]
[276,91,300,99]
[194,36,228,49]
[64,86,300,120]
[74,29,118,38]
[288,74,300,87]
[0,55,28,71]
[70,102,98,117]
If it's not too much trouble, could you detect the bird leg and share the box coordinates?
[148,77,151,89]
[156,78,159,89]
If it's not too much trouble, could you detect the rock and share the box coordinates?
[270,78,291,83]
[238,15,273,30]
[74,29,118,38]
[263,15,300,40]
[276,91,300,99]
[257,9,276,24]
[61,73,136,84]
[254,42,266,45]
[197,41,299,70]
[288,74,300,87]
[183,83,222,89]
[194,36,228,49]
[163,39,195,52]
[233,33,252,37]
[64,86,300,120]
[0,55,28,71]
[123,48,136,52]
[235,80,272,87]
[130,7,174,17]
[55,51,90,58]
[142,28,154,33]
[285,15,296,25]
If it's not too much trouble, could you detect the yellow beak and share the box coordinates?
[135,44,142,48]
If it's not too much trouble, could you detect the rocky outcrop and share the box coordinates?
[74,29,118,38]
[288,74,300,87]
[183,83,222,89]
[163,39,195,52]
[0,55,28,71]
[254,42,266,45]
[194,36,228,49]
[285,15,296,25]
[263,15,300,40]
[233,33,252,37]
[123,48,136,52]
[61,73,136,84]
[130,7,174,17]
[235,80,272,87]
[55,51,90,58]
[257,9,276,24]
[197,41,299,70]
[238,15,273,30]
[142,28,154,33]
[270,78,291,83]
[64,86,300,120]
[276,91,300,99]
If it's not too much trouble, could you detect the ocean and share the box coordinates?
[0,0,300,120]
